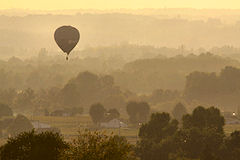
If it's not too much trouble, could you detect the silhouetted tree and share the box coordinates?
[182,106,225,133]
[172,103,187,121]
[126,101,150,124]
[61,72,125,111]
[171,106,225,160]
[146,89,180,105]
[7,114,33,136]
[137,112,178,160]
[138,102,150,123]
[139,112,178,142]
[126,101,138,123]
[184,66,240,108]
[0,130,68,160]
[61,83,79,108]
[61,130,136,160]
[89,103,106,124]
[137,106,227,160]
[220,130,240,160]
[174,127,223,160]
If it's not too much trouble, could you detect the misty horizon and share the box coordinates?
[2,9,240,60]
[1,3,240,160]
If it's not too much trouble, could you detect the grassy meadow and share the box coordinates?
[27,115,240,144]
[30,115,139,143]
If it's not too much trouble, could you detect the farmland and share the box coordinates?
[28,115,240,143]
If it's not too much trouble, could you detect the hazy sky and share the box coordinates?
[1,0,240,10]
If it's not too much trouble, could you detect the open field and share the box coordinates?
[1,115,239,146]
[30,115,139,143]
[224,124,240,135]
[31,115,240,142]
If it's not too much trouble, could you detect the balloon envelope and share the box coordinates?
[54,26,80,55]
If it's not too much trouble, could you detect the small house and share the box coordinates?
[31,121,51,129]
[100,119,127,128]
[31,121,60,133]
[225,117,240,125]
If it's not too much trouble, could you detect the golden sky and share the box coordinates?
[1,0,240,10]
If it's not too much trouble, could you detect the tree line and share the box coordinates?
[185,66,240,110]
[0,51,238,93]
[1,106,240,160]
[3,63,240,118]
[0,69,182,116]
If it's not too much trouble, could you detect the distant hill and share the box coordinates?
[112,53,240,92]
[1,11,240,57]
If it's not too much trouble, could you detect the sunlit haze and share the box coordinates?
[1,0,240,10]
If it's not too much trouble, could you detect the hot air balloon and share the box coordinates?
[54,26,80,60]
